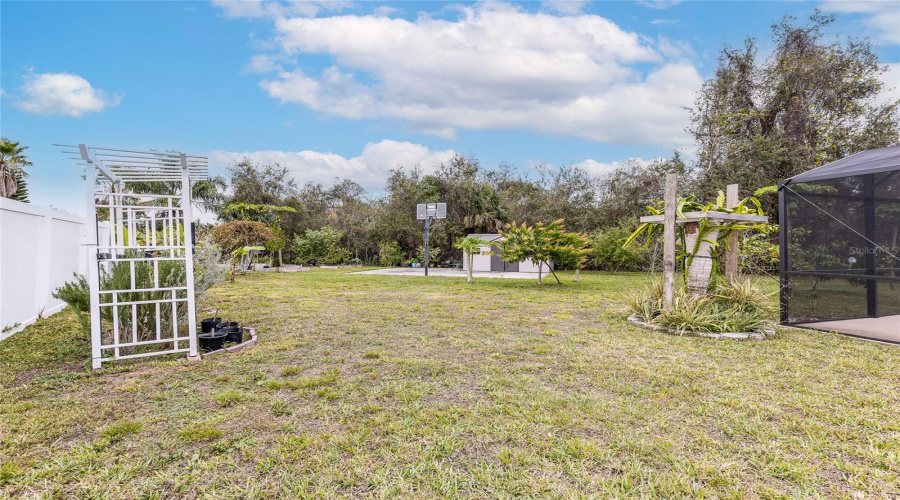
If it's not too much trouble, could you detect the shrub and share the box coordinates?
[53,240,226,338]
[625,278,774,334]
[590,228,649,271]
[194,235,226,297]
[293,227,349,265]
[52,273,90,312]
[377,240,404,267]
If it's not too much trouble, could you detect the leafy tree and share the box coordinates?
[218,203,296,267]
[326,178,375,261]
[499,219,588,285]
[210,220,274,282]
[688,12,899,216]
[590,228,649,272]
[218,202,297,223]
[370,167,427,258]
[265,224,287,267]
[293,226,348,265]
[0,138,32,201]
[377,240,404,267]
[228,159,298,205]
[129,176,227,212]
[454,235,494,283]
[596,154,691,228]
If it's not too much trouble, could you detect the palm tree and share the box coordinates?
[0,138,33,200]
[127,176,228,212]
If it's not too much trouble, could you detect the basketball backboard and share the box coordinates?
[416,203,447,220]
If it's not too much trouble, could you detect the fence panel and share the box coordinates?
[0,198,88,341]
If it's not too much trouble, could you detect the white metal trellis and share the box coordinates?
[59,144,209,369]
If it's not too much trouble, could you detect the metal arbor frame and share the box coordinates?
[61,144,208,369]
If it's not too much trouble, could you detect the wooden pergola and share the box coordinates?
[640,176,768,306]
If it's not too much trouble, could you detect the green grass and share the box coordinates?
[1,268,898,498]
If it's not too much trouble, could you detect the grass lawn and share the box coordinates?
[1,269,898,498]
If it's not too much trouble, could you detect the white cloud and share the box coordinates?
[636,0,682,10]
[372,5,399,17]
[244,54,284,73]
[212,0,352,19]
[236,3,702,146]
[15,72,121,117]
[541,1,589,15]
[820,1,900,44]
[650,18,680,25]
[207,139,457,192]
[878,62,900,106]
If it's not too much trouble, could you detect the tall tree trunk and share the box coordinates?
[467,253,473,283]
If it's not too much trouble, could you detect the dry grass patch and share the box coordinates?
[1,269,898,498]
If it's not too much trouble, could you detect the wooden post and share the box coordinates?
[725,184,739,282]
[663,174,677,311]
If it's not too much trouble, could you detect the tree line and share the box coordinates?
[3,13,896,272]
[202,13,897,271]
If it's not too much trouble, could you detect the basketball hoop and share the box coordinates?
[416,203,447,275]
[417,203,447,220]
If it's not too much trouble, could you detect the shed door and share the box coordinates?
[490,245,505,271]
[504,260,519,272]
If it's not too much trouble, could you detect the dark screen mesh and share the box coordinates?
[784,170,900,326]
[785,275,869,322]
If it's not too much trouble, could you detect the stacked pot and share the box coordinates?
[198,317,244,352]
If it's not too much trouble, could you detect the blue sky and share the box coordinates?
[1,0,898,216]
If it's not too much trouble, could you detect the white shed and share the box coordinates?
[461,234,553,274]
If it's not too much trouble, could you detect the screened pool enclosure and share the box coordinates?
[779,145,900,344]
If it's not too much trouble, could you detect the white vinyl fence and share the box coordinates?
[0,198,93,341]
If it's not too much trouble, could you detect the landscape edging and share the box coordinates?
[626,316,776,340]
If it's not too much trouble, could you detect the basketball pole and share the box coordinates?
[424,216,433,276]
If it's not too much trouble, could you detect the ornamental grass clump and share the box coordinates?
[626,278,775,335]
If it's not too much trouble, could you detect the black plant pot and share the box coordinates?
[198,331,227,352]
[201,317,223,333]
[216,322,242,344]
[222,327,243,344]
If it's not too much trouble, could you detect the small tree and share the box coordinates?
[454,236,494,283]
[553,231,591,282]
[378,240,404,267]
[265,224,287,267]
[293,226,348,265]
[211,220,274,282]
[500,219,588,285]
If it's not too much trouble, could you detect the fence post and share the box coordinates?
[663,174,677,311]
[725,184,740,282]
[180,153,199,358]
[80,144,103,370]
[33,205,53,318]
